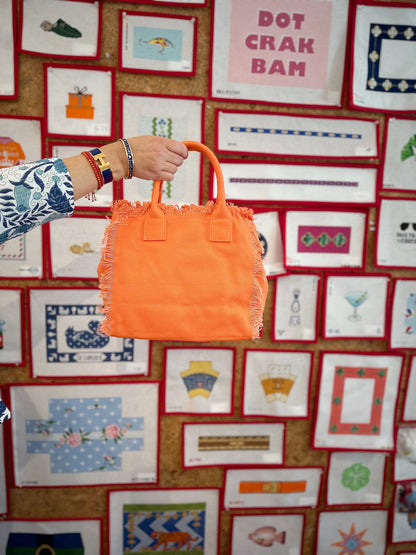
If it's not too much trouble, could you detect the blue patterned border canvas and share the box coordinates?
[367,23,416,93]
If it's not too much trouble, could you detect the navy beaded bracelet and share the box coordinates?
[119,138,134,179]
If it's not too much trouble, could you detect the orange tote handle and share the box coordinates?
[146,141,232,242]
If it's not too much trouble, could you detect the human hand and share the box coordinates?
[127,136,188,182]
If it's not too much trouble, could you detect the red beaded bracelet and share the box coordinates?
[81,150,105,190]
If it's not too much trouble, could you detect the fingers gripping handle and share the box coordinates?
[144,141,232,242]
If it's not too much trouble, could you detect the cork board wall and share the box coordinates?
[1,0,416,553]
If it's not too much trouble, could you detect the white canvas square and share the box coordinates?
[383,117,416,192]
[0,288,23,365]
[314,352,403,451]
[390,279,416,349]
[21,0,99,58]
[273,273,320,342]
[253,211,284,277]
[10,382,159,487]
[0,0,16,97]
[324,274,390,339]
[164,347,234,414]
[392,482,416,543]
[46,65,113,138]
[231,513,304,555]
[0,226,43,279]
[351,3,416,112]
[316,510,388,554]
[243,349,312,419]
[327,451,387,506]
[121,93,203,204]
[0,117,42,166]
[403,356,416,421]
[224,467,322,510]
[395,427,416,482]
[29,288,150,378]
[48,216,108,279]
[376,199,416,268]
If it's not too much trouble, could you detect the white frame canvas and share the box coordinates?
[48,216,108,280]
[9,381,159,487]
[0,226,44,279]
[163,347,235,415]
[210,0,349,107]
[212,160,378,205]
[45,64,114,139]
[382,117,416,192]
[253,210,285,278]
[120,10,196,75]
[376,198,416,269]
[326,451,387,506]
[284,209,367,270]
[390,279,416,350]
[183,422,285,468]
[395,426,416,482]
[242,349,312,419]
[230,513,304,554]
[20,0,100,59]
[29,287,150,378]
[224,467,322,510]
[315,510,388,554]
[350,2,416,113]
[403,356,416,422]
[108,488,219,555]
[0,287,23,366]
[323,273,390,339]
[392,482,416,543]
[313,352,403,451]
[273,273,320,342]
[216,110,379,158]
[0,0,16,98]
[121,92,204,205]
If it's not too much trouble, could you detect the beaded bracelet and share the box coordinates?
[118,138,135,179]
[81,150,104,190]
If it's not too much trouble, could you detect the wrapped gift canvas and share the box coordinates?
[224,467,322,510]
[284,209,367,270]
[394,426,416,482]
[20,0,101,59]
[183,421,285,468]
[403,356,416,421]
[0,226,44,279]
[119,10,197,75]
[390,278,416,349]
[120,92,204,204]
[242,349,312,419]
[350,1,416,113]
[273,273,320,342]
[29,287,150,378]
[323,273,390,340]
[315,510,388,554]
[210,0,349,107]
[326,451,387,506]
[0,519,101,554]
[0,287,23,366]
[47,216,108,280]
[216,109,379,158]
[0,0,16,98]
[376,198,416,269]
[45,63,115,139]
[211,159,378,205]
[313,351,403,451]
[252,210,285,278]
[108,488,219,555]
[9,381,159,487]
[382,116,416,192]
[230,513,304,555]
[392,482,416,543]
[50,142,115,209]
[163,347,235,415]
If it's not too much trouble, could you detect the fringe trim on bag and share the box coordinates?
[247,218,268,338]
[97,216,118,336]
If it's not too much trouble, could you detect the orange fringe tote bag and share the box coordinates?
[97,141,268,342]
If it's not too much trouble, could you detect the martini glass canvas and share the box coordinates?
[345,291,368,322]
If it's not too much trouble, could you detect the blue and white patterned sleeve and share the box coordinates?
[0,157,74,244]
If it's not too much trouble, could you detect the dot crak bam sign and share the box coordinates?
[228,0,332,88]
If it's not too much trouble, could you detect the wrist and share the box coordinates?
[101,141,128,181]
